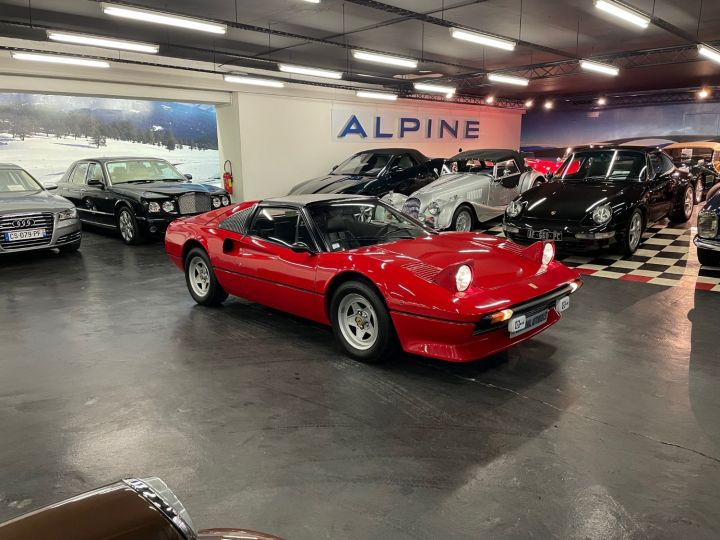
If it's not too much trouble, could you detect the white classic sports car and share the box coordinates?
[383,149,546,231]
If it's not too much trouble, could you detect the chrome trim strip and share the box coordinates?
[695,235,720,252]
[122,478,197,540]
[77,208,114,216]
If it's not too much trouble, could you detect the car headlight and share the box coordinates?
[58,207,77,221]
[592,203,612,225]
[542,242,555,266]
[698,211,718,238]
[455,264,472,292]
[506,199,522,218]
[162,201,176,213]
[212,196,221,209]
[221,195,230,206]
[427,202,442,216]
[124,477,195,537]
[147,201,161,213]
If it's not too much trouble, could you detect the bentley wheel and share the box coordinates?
[330,281,397,363]
[617,210,644,255]
[117,207,145,245]
[695,177,704,203]
[669,185,694,223]
[451,206,475,232]
[185,247,228,306]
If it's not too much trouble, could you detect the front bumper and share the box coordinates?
[503,219,617,251]
[0,216,81,254]
[694,235,720,252]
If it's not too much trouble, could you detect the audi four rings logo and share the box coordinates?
[13,219,35,227]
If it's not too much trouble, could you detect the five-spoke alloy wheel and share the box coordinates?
[184,247,228,306]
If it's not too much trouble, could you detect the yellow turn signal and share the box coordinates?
[489,309,514,324]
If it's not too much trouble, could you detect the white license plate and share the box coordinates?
[527,229,562,241]
[509,309,549,336]
[4,228,47,241]
[556,296,570,313]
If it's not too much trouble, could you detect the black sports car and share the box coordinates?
[665,141,720,202]
[288,148,443,197]
[57,157,231,245]
[503,146,696,254]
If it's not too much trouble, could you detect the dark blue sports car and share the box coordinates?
[696,185,720,266]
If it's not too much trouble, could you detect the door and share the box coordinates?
[489,159,522,207]
[646,153,674,220]
[383,153,432,195]
[82,162,116,226]
[60,162,89,213]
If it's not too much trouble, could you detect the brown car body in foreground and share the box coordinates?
[0,479,282,540]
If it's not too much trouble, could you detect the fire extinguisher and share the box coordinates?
[222,160,233,194]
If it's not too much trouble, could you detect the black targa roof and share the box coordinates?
[448,149,524,163]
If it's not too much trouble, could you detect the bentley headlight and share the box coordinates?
[455,264,472,292]
[698,211,718,238]
[212,196,221,209]
[124,477,195,537]
[162,201,176,213]
[427,202,442,216]
[147,201,161,213]
[221,195,230,206]
[58,207,77,221]
[506,199,522,218]
[592,203,612,225]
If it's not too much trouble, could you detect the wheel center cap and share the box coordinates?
[355,312,366,329]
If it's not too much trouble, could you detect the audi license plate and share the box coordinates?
[4,229,47,242]
[509,309,549,336]
[527,229,562,241]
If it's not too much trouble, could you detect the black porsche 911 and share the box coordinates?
[288,148,443,197]
[503,146,696,254]
[56,157,231,245]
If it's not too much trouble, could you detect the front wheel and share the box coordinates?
[451,206,475,232]
[185,247,228,306]
[698,248,720,267]
[617,210,644,255]
[117,207,145,245]
[330,281,397,363]
[669,185,694,224]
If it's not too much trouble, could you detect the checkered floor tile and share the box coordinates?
[478,213,720,293]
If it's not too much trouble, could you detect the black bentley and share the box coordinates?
[56,157,231,244]
[503,146,696,254]
[288,148,443,197]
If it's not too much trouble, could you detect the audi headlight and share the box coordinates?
[592,203,612,225]
[147,201,161,213]
[221,195,230,206]
[698,211,718,238]
[455,264,472,292]
[506,199,522,218]
[212,196,221,209]
[124,477,195,537]
[58,207,77,221]
[162,201,176,213]
[427,202,442,216]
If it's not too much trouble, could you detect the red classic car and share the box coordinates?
[165,195,582,363]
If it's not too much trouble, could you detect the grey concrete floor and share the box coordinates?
[1,229,719,539]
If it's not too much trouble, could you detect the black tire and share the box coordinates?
[616,209,644,255]
[669,185,694,224]
[330,280,398,363]
[58,240,81,254]
[116,207,145,245]
[698,248,720,267]
[184,247,228,306]
[451,205,475,232]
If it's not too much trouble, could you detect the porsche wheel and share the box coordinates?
[185,247,228,306]
[451,205,475,232]
[617,209,644,255]
[330,281,397,363]
[117,207,145,245]
[669,185,694,223]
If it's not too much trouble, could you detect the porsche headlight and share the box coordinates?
[58,207,77,221]
[455,264,472,292]
[542,242,555,266]
[698,211,718,238]
[427,202,442,216]
[147,201,161,213]
[162,200,176,213]
[592,203,612,225]
[506,199,522,218]
[124,478,195,537]
[212,196,221,209]
[221,195,230,206]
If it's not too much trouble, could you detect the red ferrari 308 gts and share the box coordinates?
[165,194,582,363]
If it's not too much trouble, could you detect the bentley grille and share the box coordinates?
[0,212,54,250]
[178,193,212,215]
[402,198,421,219]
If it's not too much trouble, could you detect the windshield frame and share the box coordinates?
[555,149,648,183]
[331,152,394,177]
[104,159,186,185]
[0,167,45,194]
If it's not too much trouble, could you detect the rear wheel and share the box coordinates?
[451,205,475,232]
[669,185,694,223]
[698,248,720,267]
[617,210,644,255]
[117,207,145,245]
[185,247,228,306]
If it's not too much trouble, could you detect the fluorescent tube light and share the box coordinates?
[101,3,227,34]
[47,31,159,54]
[11,52,110,68]
[352,50,417,69]
[356,91,398,101]
[488,73,529,86]
[278,64,343,79]
[594,0,650,29]
[580,60,619,76]
[414,82,456,95]
[224,75,285,88]
[450,28,516,51]
[698,44,720,64]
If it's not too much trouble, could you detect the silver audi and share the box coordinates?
[0,163,81,254]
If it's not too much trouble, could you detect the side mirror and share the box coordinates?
[184,173,193,180]
[291,242,315,255]
[44,184,58,191]
[87,179,104,188]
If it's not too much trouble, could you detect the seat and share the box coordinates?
[326,216,361,250]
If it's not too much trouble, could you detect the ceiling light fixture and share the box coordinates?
[356,90,398,101]
[594,0,650,29]
[101,3,227,34]
[302,0,320,3]
[11,51,110,68]
[224,75,285,88]
[525,99,534,108]
[485,96,495,104]
[449,28,516,51]
[488,73,529,86]
[46,30,159,54]
[544,100,554,110]
[580,60,620,76]
[698,88,710,99]
[597,97,607,105]
[278,64,343,79]
[414,82,456,95]
[352,50,417,69]
[698,44,720,64]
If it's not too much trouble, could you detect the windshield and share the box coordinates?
[442,158,494,175]
[106,159,186,184]
[556,150,647,182]
[0,168,43,193]
[333,153,392,177]
[308,200,432,251]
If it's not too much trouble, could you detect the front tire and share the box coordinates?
[185,247,228,306]
[669,185,694,223]
[698,248,720,267]
[451,205,475,232]
[617,209,644,255]
[117,207,145,245]
[330,281,397,363]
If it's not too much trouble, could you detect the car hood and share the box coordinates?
[412,172,491,198]
[289,174,372,195]
[0,190,73,213]
[112,181,226,197]
[517,180,640,221]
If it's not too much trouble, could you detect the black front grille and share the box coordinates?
[402,197,421,219]
[0,212,54,250]
[177,193,212,215]
[57,231,82,245]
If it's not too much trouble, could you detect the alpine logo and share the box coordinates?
[13,218,36,228]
